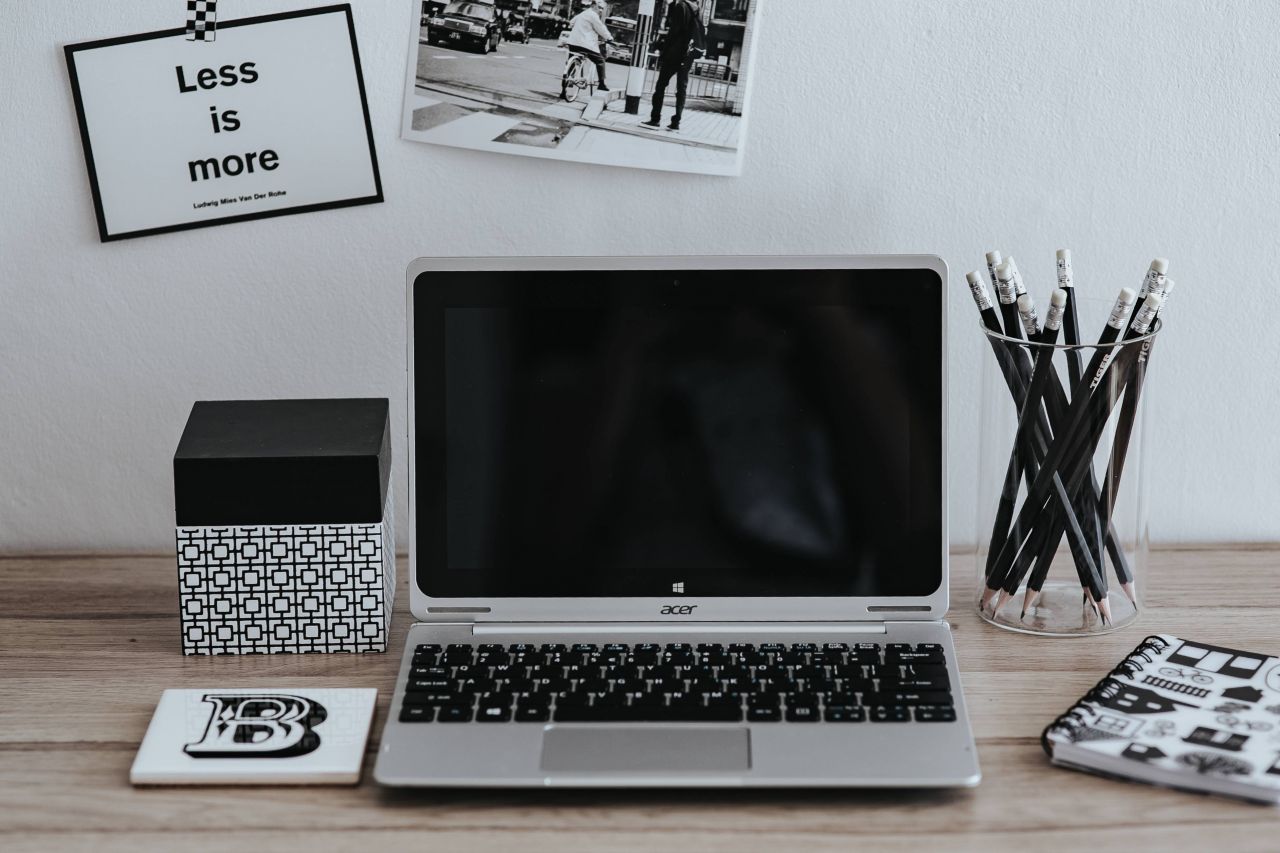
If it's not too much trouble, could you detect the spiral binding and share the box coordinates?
[1041,635,1171,755]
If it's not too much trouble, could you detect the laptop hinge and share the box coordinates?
[470,622,888,636]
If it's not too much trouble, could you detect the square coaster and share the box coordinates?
[130,688,376,785]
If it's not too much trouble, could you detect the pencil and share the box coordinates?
[1099,279,1175,586]
[1054,249,1122,601]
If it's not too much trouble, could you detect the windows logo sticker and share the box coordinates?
[672,582,684,594]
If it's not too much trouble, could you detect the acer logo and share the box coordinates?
[660,605,698,616]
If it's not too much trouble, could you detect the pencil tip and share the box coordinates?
[1097,597,1114,624]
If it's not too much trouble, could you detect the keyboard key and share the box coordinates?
[403,690,468,706]
[399,705,435,723]
[870,705,911,722]
[885,650,945,665]
[878,677,950,691]
[415,644,443,655]
[824,706,866,722]
[571,643,598,653]
[476,702,511,723]
[785,704,820,722]
[748,705,781,722]
[515,704,550,722]
[540,643,568,653]
[407,678,453,691]
[864,690,953,707]
[914,705,957,723]
[437,704,474,722]
[554,703,742,723]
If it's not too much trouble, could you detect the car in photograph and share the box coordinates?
[426,1,503,54]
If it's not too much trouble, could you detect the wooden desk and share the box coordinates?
[2,548,1278,851]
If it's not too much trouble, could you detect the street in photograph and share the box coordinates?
[399,0,761,175]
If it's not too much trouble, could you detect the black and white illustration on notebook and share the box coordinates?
[1182,725,1249,752]
[1177,752,1253,777]
[1092,681,1198,716]
[1220,685,1265,704]
[400,0,762,176]
[1263,663,1280,693]
[1165,640,1272,680]
[1122,743,1167,762]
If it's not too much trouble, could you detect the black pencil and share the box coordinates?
[1099,279,1174,569]
[1053,249,1119,602]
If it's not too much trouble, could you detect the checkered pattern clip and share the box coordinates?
[186,0,217,41]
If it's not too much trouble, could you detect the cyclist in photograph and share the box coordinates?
[564,0,614,92]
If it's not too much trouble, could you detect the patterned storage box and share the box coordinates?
[173,399,393,655]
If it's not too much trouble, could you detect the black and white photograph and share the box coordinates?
[399,0,761,175]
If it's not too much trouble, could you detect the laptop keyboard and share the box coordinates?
[397,641,955,724]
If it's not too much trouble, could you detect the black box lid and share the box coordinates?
[174,399,391,526]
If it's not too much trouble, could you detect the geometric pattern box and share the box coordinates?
[173,399,393,655]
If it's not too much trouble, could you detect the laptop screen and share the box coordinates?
[413,265,943,598]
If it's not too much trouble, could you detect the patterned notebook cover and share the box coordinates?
[1043,635,1280,803]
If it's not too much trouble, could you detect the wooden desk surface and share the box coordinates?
[2,548,1279,851]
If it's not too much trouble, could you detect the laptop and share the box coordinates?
[374,255,980,787]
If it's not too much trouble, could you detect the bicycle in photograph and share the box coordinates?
[560,49,596,103]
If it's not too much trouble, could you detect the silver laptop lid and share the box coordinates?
[407,256,948,623]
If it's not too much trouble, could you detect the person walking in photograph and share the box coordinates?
[642,0,705,131]
[563,0,614,95]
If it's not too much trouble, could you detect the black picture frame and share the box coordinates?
[64,4,383,242]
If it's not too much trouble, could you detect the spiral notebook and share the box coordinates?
[1043,635,1280,803]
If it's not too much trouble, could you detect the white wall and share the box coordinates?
[3,0,1278,553]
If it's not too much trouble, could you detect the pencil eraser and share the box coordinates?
[1150,258,1169,273]
[1050,288,1068,307]
[1119,287,1137,305]
[965,270,983,285]
[1162,278,1176,299]
[1016,293,1032,312]
[985,250,1002,264]
[1056,249,1071,262]
[996,262,1013,281]
[1143,293,1164,311]
[1006,255,1020,271]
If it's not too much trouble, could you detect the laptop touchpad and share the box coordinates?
[541,727,750,773]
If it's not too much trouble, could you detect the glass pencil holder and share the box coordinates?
[973,304,1161,637]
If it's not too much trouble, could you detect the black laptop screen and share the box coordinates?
[413,267,943,598]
